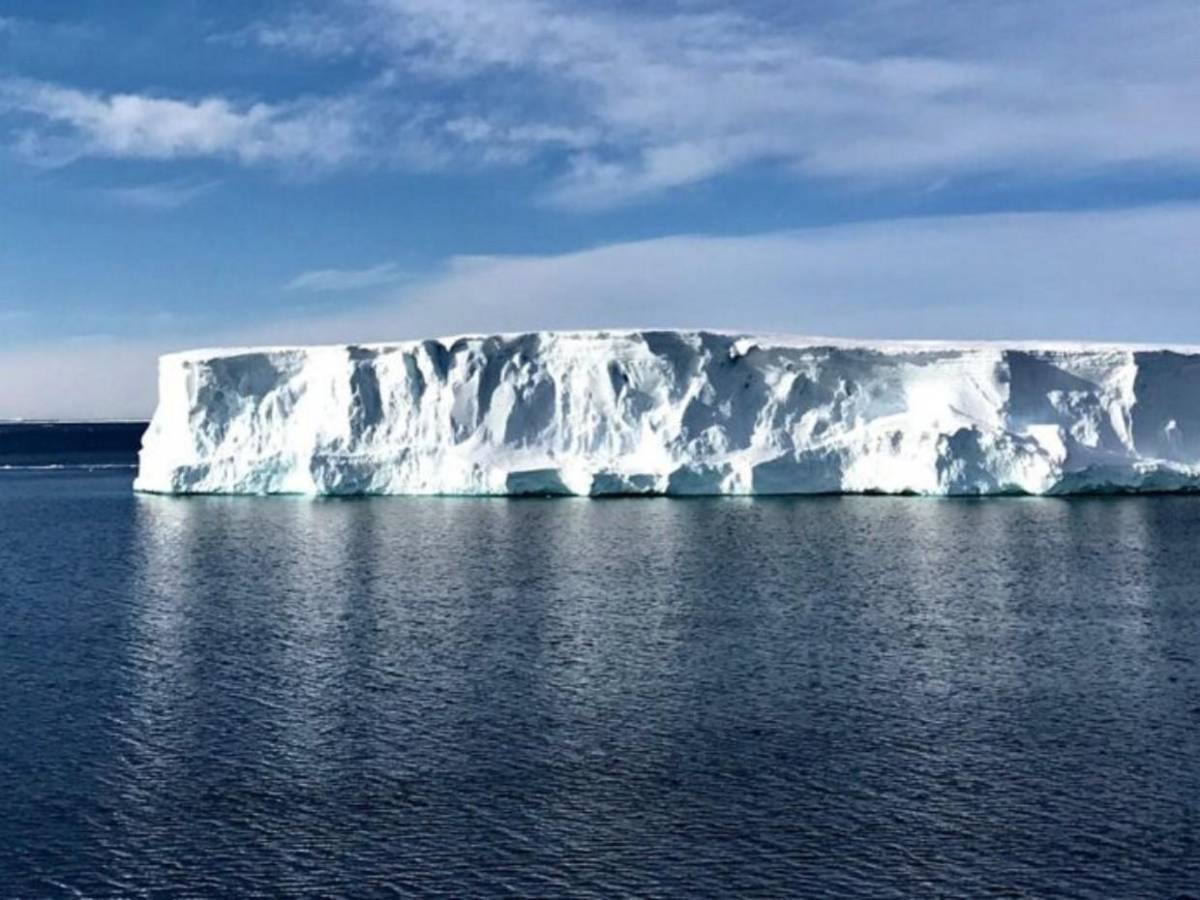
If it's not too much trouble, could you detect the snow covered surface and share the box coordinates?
[134,330,1200,496]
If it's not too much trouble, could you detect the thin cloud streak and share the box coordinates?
[284,262,409,293]
[100,178,222,211]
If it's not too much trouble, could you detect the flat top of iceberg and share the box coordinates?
[164,329,1200,363]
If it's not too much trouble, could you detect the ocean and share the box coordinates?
[1,430,1199,895]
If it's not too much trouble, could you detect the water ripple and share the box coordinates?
[1,473,1199,895]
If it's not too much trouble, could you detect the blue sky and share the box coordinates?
[2,0,1200,416]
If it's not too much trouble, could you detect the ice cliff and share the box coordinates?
[134,331,1200,496]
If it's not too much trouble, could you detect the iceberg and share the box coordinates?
[134,331,1200,496]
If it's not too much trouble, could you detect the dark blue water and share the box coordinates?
[3,468,1200,897]
[0,422,145,468]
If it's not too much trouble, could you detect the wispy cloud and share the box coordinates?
[283,262,409,293]
[0,78,369,169]
[349,205,1200,340]
[247,0,1200,207]
[0,14,97,41]
[5,2,1200,206]
[100,178,221,211]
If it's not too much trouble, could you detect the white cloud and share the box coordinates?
[6,2,1200,203]
[100,178,221,211]
[3,203,1199,418]
[247,0,1200,206]
[243,11,358,57]
[0,78,367,168]
[342,205,1200,339]
[283,262,409,293]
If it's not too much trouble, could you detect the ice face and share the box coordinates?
[133,330,1200,496]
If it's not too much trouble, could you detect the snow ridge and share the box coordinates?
[134,331,1200,496]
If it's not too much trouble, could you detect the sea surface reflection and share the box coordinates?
[2,471,1199,895]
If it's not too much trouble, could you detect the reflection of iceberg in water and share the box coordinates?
[115,494,395,877]
[120,496,675,854]
[121,496,200,769]
[128,495,358,765]
[62,489,1200,894]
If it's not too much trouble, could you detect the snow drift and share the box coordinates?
[134,331,1200,496]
